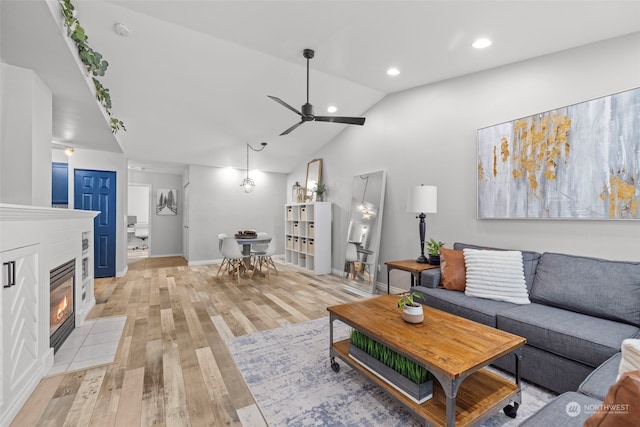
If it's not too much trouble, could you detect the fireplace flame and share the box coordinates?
[56,296,68,321]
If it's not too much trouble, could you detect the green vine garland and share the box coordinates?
[59,0,126,133]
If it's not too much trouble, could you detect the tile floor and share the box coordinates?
[47,315,127,376]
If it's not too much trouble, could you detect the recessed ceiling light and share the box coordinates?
[386,68,400,76]
[472,38,492,49]
[114,23,131,37]
[327,106,337,113]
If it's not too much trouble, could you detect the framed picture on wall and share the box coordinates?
[477,87,640,220]
[156,188,178,215]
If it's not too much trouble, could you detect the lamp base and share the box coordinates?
[416,255,428,264]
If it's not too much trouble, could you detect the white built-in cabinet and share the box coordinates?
[285,202,331,274]
[1,244,41,427]
[0,204,98,427]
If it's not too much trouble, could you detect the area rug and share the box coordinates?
[227,318,556,426]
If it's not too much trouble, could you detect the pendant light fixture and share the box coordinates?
[241,142,267,193]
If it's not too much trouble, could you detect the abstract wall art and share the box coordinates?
[477,87,640,219]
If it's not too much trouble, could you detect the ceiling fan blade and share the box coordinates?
[280,120,305,136]
[268,95,304,117]
[314,116,366,126]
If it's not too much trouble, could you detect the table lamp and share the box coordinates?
[407,185,437,263]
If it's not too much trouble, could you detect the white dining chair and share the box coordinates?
[254,239,278,277]
[220,237,251,281]
[250,232,270,256]
[216,233,229,277]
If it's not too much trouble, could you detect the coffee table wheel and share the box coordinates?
[330,357,340,373]
[503,402,519,418]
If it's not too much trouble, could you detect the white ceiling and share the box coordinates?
[3,1,640,174]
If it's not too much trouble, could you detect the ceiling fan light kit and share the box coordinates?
[268,48,366,135]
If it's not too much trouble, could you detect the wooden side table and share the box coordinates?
[385,259,439,294]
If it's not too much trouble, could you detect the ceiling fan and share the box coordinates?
[268,48,366,136]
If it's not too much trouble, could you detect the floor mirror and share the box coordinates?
[343,170,387,293]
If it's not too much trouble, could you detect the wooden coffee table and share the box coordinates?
[327,295,526,427]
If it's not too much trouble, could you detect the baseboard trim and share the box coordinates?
[188,258,219,267]
[117,265,128,277]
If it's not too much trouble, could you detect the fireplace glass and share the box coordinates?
[50,259,75,352]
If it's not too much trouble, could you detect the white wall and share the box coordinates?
[128,170,183,257]
[289,32,640,288]
[51,149,68,163]
[186,164,287,264]
[0,63,52,207]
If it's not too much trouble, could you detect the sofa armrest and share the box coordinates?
[420,268,441,288]
[578,353,622,401]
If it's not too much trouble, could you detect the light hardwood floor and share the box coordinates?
[13,256,370,426]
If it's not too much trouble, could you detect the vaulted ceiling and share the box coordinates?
[2,1,640,174]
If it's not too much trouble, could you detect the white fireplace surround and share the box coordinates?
[0,203,98,427]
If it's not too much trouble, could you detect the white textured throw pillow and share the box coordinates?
[463,249,530,304]
[618,339,640,381]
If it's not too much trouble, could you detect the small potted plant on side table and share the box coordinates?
[426,238,445,265]
[398,292,424,324]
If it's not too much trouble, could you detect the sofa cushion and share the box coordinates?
[519,392,600,426]
[530,252,640,327]
[584,370,640,427]
[463,249,530,304]
[497,303,640,367]
[453,242,541,290]
[619,339,640,380]
[440,248,466,291]
[412,285,516,327]
[579,353,622,401]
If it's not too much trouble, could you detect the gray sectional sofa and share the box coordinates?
[412,242,640,395]
[520,352,622,425]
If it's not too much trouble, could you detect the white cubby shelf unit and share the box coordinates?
[284,202,331,274]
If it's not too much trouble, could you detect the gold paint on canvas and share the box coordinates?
[478,162,487,182]
[492,146,497,177]
[604,174,638,218]
[500,137,509,162]
[505,113,571,197]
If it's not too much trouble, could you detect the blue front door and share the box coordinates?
[74,169,117,278]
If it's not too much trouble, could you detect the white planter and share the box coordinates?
[402,304,424,323]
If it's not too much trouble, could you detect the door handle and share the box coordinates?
[3,261,16,288]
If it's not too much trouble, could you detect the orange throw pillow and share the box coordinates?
[440,248,466,291]
[584,370,640,427]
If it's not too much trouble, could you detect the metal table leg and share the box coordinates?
[429,370,464,427]
[504,349,523,417]
[329,313,340,372]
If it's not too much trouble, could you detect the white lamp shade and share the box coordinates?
[407,185,437,213]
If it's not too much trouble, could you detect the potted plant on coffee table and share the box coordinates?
[397,292,424,324]
[349,329,433,403]
[426,238,445,265]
